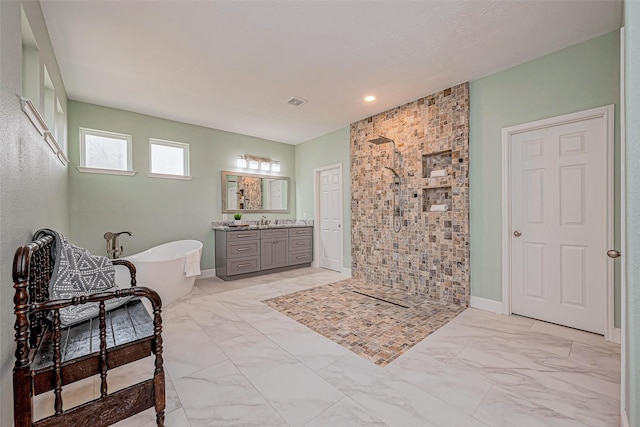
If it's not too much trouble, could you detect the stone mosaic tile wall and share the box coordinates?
[350,83,470,306]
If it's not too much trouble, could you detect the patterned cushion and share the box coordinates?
[34,229,132,326]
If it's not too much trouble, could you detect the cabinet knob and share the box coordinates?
[513,230,522,237]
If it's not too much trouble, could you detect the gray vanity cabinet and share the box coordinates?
[215,226,313,281]
[260,229,289,269]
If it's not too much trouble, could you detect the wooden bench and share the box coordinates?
[13,235,165,426]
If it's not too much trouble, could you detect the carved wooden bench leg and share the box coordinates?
[13,366,33,427]
[153,306,165,426]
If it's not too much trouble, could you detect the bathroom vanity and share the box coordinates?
[213,225,313,280]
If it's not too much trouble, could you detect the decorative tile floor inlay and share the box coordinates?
[262,278,465,366]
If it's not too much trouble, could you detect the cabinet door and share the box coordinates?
[273,238,289,268]
[261,238,289,270]
[261,239,275,270]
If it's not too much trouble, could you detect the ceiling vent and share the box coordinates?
[286,96,307,107]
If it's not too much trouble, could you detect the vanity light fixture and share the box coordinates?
[237,154,281,173]
[236,155,247,168]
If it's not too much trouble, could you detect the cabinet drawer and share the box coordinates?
[261,229,288,239]
[289,227,312,236]
[227,241,259,258]
[227,256,260,275]
[289,250,312,265]
[289,236,312,251]
[227,230,260,241]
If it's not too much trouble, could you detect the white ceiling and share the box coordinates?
[40,0,621,145]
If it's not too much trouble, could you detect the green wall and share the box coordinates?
[0,2,69,424]
[295,127,352,271]
[468,31,621,326]
[624,0,640,422]
[67,101,296,270]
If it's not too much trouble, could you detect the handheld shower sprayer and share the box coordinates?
[368,135,402,232]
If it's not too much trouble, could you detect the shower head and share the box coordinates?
[369,136,395,146]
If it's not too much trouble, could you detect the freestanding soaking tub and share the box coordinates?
[115,240,203,308]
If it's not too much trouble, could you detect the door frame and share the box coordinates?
[314,163,343,272]
[501,104,615,341]
[619,26,628,424]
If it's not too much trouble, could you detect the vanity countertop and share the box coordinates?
[211,220,313,231]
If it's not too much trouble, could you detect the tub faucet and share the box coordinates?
[104,231,133,259]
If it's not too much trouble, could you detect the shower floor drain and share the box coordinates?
[351,290,410,309]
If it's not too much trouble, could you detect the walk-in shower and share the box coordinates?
[369,136,402,232]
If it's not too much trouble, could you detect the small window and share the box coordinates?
[79,127,134,175]
[148,138,191,179]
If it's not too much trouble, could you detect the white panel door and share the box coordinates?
[319,167,342,272]
[227,187,238,210]
[511,116,607,334]
[267,179,283,210]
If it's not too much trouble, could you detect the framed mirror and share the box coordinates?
[221,170,290,214]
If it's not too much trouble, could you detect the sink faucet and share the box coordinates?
[104,231,133,259]
[261,216,268,225]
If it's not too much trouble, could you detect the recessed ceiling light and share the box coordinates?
[364,95,376,102]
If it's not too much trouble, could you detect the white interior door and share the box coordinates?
[227,187,237,210]
[267,179,283,210]
[510,110,611,335]
[319,167,342,272]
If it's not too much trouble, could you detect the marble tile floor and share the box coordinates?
[32,268,621,427]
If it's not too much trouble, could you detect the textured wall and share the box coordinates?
[351,83,470,306]
[468,31,621,318]
[67,101,296,270]
[0,2,69,424]
[294,127,352,271]
[624,1,640,423]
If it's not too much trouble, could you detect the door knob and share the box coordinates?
[513,230,522,237]
[607,249,621,259]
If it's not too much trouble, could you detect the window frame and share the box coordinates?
[148,138,192,180]
[78,127,135,176]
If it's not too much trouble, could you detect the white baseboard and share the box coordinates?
[614,328,622,344]
[470,296,503,314]
[311,261,319,268]
[199,269,216,279]
[341,268,352,278]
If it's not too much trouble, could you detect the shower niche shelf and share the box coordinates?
[422,186,452,212]
[422,149,452,179]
